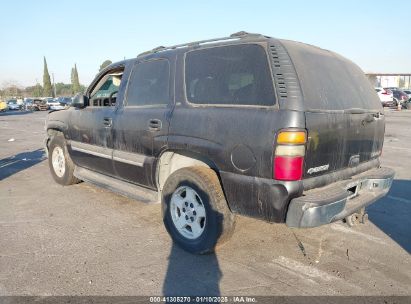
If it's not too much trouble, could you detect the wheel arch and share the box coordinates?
[45,125,66,155]
[47,120,67,133]
[155,150,220,192]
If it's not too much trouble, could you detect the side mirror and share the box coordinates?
[72,93,88,108]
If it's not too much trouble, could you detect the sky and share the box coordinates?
[1,0,410,88]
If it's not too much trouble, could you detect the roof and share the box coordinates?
[136,31,271,58]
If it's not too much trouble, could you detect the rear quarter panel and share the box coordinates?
[168,106,305,179]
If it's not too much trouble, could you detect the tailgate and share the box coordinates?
[304,110,384,179]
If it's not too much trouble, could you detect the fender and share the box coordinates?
[47,120,68,133]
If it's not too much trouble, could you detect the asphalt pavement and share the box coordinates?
[0,109,410,296]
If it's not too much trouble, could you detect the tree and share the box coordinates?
[71,68,74,85]
[43,57,53,97]
[71,64,81,94]
[1,81,23,98]
[99,60,112,72]
[55,82,72,96]
[33,83,43,97]
[25,83,43,97]
[70,67,75,94]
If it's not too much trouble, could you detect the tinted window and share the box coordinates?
[126,60,170,106]
[185,44,275,106]
[281,40,381,110]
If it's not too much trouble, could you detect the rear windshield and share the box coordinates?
[281,40,381,111]
[185,44,276,106]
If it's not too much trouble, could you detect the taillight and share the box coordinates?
[274,130,307,181]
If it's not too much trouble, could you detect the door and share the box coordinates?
[111,58,173,188]
[69,67,126,177]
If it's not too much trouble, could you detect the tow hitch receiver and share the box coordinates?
[344,207,368,227]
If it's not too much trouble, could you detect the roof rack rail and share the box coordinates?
[230,31,263,38]
[137,31,264,57]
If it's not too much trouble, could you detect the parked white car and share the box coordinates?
[375,87,395,107]
[7,99,21,110]
[46,98,65,110]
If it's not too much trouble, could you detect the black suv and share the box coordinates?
[45,32,394,254]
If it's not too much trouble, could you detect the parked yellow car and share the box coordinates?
[0,100,8,112]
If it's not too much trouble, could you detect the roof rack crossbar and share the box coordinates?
[137,31,263,57]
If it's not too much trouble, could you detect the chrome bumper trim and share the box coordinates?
[286,167,394,228]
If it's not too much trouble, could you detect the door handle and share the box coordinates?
[103,117,112,128]
[148,119,162,131]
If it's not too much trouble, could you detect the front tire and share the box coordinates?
[162,167,236,254]
[48,133,80,185]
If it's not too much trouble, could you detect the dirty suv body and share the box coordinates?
[45,32,394,254]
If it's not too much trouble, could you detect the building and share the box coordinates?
[366,73,411,89]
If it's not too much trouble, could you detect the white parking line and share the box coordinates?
[0,160,20,168]
[273,256,336,281]
[383,146,411,151]
[387,195,411,204]
[330,223,386,245]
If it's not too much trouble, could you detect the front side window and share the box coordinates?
[126,59,170,106]
[90,69,124,107]
[185,44,276,106]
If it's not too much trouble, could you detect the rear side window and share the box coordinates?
[126,59,170,106]
[185,44,276,106]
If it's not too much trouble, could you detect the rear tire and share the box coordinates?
[393,98,398,107]
[162,166,236,254]
[48,133,80,185]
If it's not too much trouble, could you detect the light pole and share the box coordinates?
[52,73,56,97]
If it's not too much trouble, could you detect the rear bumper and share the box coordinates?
[286,167,394,228]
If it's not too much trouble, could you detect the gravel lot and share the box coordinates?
[0,109,410,296]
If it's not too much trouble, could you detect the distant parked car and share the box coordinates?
[375,87,395,107]
[0,100,7,112]
[57,97,73,109]
[44,98,59,110]
[388,89,409,106]
[385,87,398,91]
[24,98,33,110]
[47,98,65,110]
[7,99,22,110]
[402,89,411,100]
[32,99,49,111]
